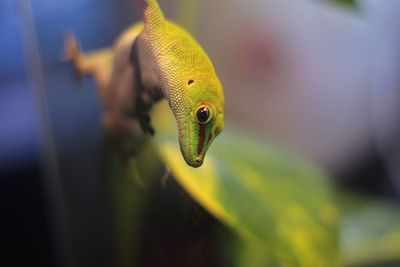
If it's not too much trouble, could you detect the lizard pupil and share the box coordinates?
[196,107,210,123]
[188,79,194,85]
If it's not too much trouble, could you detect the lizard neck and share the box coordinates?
[130,37,163,112]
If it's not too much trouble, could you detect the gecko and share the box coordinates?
[64,0,224,168]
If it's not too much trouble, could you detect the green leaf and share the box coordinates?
[338,192,400,266]
[152,101,339,266]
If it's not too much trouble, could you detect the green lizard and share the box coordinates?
[64,0,224,168]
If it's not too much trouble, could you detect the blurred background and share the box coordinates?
[1,0,400,266]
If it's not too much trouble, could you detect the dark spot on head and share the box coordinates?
[188,79,194,85]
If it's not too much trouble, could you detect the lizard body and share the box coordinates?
[64,0,224,167]
[136,0,224,167]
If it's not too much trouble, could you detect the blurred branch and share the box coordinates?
[177,0,199,32]
[16,0,72,266]
[323,0,357,8]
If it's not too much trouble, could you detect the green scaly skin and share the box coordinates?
[136,0,224,167]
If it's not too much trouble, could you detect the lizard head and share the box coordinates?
[172,74,224,168]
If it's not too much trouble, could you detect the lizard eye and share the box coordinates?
[188,79,194,85]
[196,106,213,124]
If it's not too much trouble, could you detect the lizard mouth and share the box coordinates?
[178,118,204,168]
[190,156,204,168]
